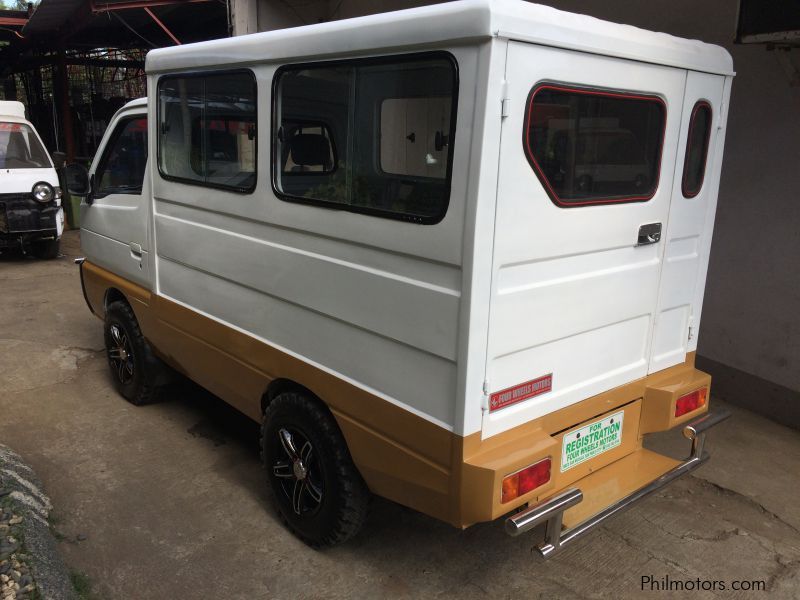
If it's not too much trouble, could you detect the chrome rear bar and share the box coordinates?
[506,409,731,558]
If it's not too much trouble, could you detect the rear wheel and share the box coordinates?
[262,392,370,547]
[103,301,163,405]
[32,238,59,259]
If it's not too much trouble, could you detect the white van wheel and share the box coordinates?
[262,392,370,547]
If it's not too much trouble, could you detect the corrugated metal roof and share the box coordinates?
[19,0,227,48]
[22,0,84,35]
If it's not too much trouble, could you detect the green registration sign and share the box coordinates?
[560,411,624,472]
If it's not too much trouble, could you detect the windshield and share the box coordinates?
[0,122,51,169]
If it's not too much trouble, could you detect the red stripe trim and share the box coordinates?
[522,83,667,208]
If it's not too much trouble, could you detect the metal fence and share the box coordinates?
[2,49,146,161]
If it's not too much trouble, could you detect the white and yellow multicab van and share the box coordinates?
[68,0,733,552]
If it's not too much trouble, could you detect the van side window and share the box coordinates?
[273,53,457,224]
[158,71,257,193]
[523,84,666,207]
[95,116,148,197]
[681,101,712,198]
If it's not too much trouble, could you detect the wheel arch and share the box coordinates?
[104,287,130,312]
[262,378,326,416]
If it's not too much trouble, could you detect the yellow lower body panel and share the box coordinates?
[80,260,711,529]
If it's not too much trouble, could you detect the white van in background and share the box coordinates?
[68,0,733,554]
[0,100,64,258]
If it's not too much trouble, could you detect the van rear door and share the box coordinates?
[649,72,725,373]
[483,42,686,438]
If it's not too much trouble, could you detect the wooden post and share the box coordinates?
[56,50,76,162]
[3,77,17,101]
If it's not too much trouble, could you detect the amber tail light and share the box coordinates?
[501,458,551,504]
[675,388,708,418]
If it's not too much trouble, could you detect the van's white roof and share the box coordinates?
[0,101,27,120]
[123,97,148,110]
[145,0,733,76]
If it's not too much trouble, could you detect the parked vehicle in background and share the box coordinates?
[67,0,733,554]
[0,101,64,258]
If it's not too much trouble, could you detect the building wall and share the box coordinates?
[235,0,800,400]
[233,0,446,33]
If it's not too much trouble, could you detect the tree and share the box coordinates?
[2,1,39,10]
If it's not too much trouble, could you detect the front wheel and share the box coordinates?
[103,301,163,405]
[262,392,370,547]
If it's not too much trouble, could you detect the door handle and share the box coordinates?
[129,242,143,258]
[637,223,662,246]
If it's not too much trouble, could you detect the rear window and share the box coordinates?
[523,84,666,207]
[681,101,712,198]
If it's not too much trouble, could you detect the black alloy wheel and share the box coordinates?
[271,426,325,517]
[107,323,135,385]
[262,392,370,547]
[103,300,166,405]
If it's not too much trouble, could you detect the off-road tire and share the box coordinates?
[32,238,59,259]
[103,300,162,406]
[261,392,370,547]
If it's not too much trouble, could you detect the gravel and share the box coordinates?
[0,445,76,600]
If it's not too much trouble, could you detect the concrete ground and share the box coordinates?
[1,230,799,599]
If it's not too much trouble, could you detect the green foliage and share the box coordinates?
[69,570,98,600]
[2,1,38,10]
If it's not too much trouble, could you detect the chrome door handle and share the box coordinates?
[637,223,662,246]
[129,242,143,257]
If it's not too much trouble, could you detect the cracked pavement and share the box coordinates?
[1,230,799,599]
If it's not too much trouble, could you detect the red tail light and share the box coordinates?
[501,458,551,504]
[675,388,707,417]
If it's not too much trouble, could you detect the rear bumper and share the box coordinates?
[458,355,713,527]
[505,409,731,557]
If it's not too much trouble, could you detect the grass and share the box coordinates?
[69,570,98,600]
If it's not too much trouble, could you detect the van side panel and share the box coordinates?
[149,293,457,520]
[147,52,477,432]
[82,259,458,522]
[135,48,480,520]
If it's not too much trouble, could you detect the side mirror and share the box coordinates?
[51,151,66,169]
[64,163,91,201]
